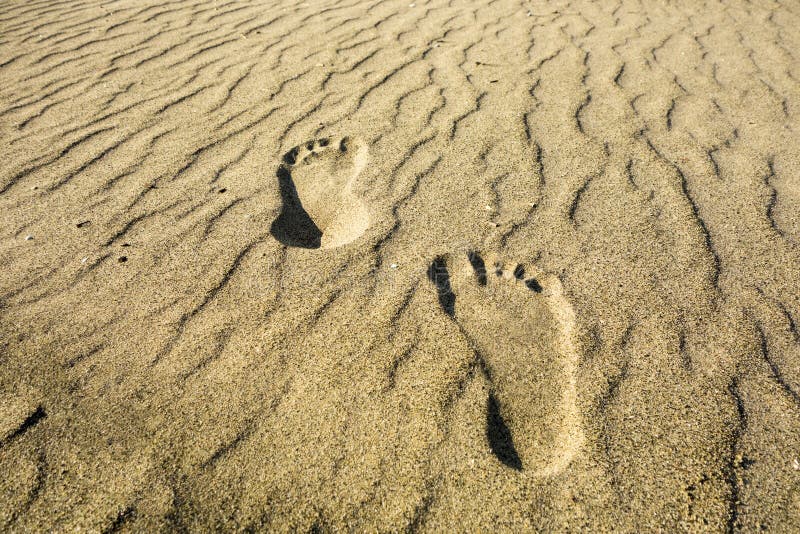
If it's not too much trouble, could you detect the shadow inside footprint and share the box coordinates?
[467,251,488,286]
[270,166,323,249]
[486,393,522,470]
[427,257,455,317]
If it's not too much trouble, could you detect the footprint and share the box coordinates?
[270,137,370,250]
[427,251,583,475]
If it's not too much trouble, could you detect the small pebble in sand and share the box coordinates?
[118,256,128,263]
[390,263,398,269]
[81,257,89,264]
[25,235,33,241]
[409,3,415,6]
[793,458,800,470]
[31,186,38,190]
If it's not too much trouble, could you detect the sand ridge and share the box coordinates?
[1,0,800,531]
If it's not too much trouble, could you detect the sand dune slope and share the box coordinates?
[1,0,800,530]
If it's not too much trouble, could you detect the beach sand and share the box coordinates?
[1,0,800,530]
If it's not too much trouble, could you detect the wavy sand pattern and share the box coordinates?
[1,0,800,530]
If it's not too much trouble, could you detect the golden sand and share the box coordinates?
[1,0,800,530]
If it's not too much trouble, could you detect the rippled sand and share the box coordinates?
[1,0,800,530]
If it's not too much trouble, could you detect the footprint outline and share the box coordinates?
[427,250,584,476]
[270,136,370,250]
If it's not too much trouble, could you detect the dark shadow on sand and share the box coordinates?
[487,393,522,470]
[427,256,455,317]
[270,165,322,249]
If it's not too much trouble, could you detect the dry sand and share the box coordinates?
[1,0,800,530]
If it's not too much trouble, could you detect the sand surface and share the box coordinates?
[1,0,800,530]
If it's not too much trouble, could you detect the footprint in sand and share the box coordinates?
[428,251,583,475]
[270,137,370,250]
